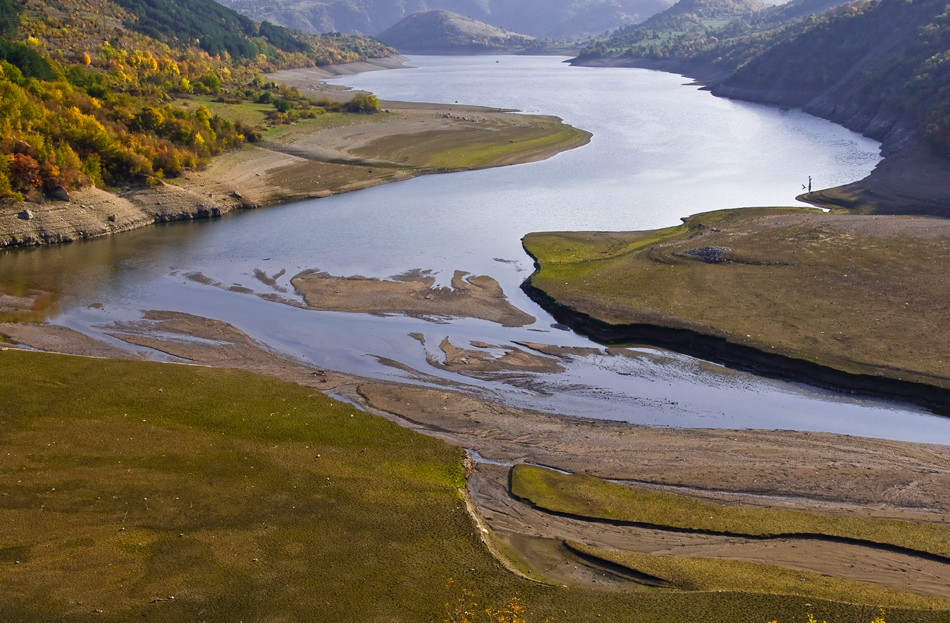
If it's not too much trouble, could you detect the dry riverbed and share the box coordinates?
[291,269,536,327]
[2,313,950,604]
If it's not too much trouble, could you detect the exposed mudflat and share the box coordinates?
[3,315,950,601]
[291,269,536,327]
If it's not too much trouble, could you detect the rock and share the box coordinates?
[48,186,70,201]
[107,214,117,223]
[683,246,732,264]
[230,190,243,199]
[17,209,33,220]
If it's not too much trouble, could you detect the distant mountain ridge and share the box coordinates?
[215,0,676,39]
[377,10,536,53]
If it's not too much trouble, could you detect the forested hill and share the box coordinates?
[574,0,950,169]
[108,0,390,62]
[713,0,950,157]
[573,0,840,72]
[638,0,764,29]
[0,0,392,202]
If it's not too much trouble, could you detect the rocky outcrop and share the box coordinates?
[0,182,254,249]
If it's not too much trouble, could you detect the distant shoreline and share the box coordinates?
[0,60,589,249]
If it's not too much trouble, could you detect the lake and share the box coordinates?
[5,55,950,443]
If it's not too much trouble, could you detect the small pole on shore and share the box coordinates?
[808,175,812,192]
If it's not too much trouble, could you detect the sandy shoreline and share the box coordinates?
[0,64,589,249]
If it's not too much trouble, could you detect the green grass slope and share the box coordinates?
[512,464,950,560]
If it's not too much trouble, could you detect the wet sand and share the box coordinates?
[292,269,536,327]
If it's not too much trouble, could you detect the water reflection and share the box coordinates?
[2,56,947,443]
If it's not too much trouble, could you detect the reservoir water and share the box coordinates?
[5,55,950,443]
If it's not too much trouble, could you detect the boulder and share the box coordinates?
[48,186,70,201]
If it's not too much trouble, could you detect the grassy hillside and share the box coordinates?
[522,208,950,404]
[0,0,391,201]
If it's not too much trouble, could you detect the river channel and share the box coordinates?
[5,55,950,443]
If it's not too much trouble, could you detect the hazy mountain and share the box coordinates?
[215,0,677,39]
[377,10,535,53]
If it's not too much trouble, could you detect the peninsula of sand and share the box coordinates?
[0,63,589,248]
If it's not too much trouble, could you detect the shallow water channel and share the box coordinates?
[5,55,950,443]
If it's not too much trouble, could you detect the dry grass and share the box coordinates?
[350,113,590,170]
[523,207,950,387]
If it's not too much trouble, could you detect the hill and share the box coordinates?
[640,0,765,27]
[572,0,950,214]
[216,0,676,39]
[572,0,808,71]
[376,10,536,54]
[713,0,950,152]
[0,0,392,203]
